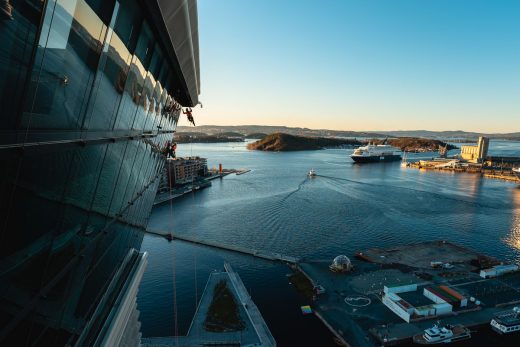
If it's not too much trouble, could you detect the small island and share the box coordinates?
[247,133,361,151]
[247,133,458,152]
[370,137,457,152]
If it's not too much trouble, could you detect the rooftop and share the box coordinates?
[398,290,434,308]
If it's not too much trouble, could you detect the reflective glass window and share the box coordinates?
[113,0,141,52]
[115,54,145,130]
[23,0,107,130]
[0,0,43,130]
[84,5,133,130]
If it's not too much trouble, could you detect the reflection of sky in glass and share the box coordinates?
[73,0,105,42]
[45,0,105,49]
[37,0,178,124]
[133,56,146,83]
[109,31,131,67]
[505,188,520,259]
[43,0,75,49]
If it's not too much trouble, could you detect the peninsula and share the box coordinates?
[247,133,361,151]
[371,137,457,152]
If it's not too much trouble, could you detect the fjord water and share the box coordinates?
[138,140,520,345]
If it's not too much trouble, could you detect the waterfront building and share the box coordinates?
[382,284,456,323]
[460,136,489,163]
[480,264,519,278]
[484,156,520,169]
[0,0,199,345]
[167,156,208,185]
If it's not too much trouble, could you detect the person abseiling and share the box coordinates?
[183,107,196,126]
[163,140,176,158]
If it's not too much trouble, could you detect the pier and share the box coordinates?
[142,263,276,347]
[154,180,213,205]
[289,241,520,347]
[145,229,299,264]
[154,168,252,206]
[224,263,276,346]
[405,161,520,183]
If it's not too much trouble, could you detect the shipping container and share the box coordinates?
[439,285,468,307]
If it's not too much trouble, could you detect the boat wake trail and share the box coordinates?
[317,174,362,185]
[281,177,309,202]
[316,174,501,210]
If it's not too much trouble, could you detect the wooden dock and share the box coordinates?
[145,229,300,264]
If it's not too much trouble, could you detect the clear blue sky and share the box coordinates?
[189,0,520,133]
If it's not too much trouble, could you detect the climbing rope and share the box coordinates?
[167,157,179,344]
[189,130,200,340]
[167,101,202,342]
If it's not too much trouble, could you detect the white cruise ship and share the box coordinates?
[350,142,402,163]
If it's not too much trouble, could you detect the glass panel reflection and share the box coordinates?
[23,0,107,130]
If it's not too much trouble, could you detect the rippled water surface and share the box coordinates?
[138,140,520,346]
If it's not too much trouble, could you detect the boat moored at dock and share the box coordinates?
[413,324,471,344]
[491,307,520,334]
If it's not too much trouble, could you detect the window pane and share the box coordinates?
[0,0,43,130]
[23,0,106,130]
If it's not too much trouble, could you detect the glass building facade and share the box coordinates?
[0,0,199,345]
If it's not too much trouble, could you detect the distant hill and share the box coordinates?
[378,130,520,140]
[246,132,268,139]
[247,133,361,151]
[177,125,385,138]
[177,126,520,141]
[217,131,245,138]
[174,133,244,143]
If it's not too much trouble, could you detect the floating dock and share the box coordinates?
[145,229,300,264]
[154,169,251,206]
[154,180,212,205]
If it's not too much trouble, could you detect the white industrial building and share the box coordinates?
[382,284,459,323]
[480,264,519,279]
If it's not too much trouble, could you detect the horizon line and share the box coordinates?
[177,124,519,135]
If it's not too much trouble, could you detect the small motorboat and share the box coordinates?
[308,169,316,177]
